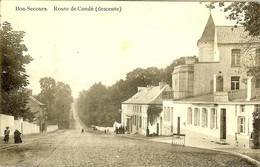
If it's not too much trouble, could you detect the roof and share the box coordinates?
[170,89,260,105]
[198,14,215,43]
[215,26,255,44]
[29,96,44,106]
[198,14,258,44]
[122,84,171,105]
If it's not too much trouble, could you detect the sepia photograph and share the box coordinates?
[0,1,260,166]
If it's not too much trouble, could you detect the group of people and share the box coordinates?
[4,126,23,144]
[115,126,125,134]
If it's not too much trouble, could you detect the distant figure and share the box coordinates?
[14,130,22,144]
[116,127,118,134]
[4,127,10,143]
[81,129,84,133]
[146,127,149,137]
[104,129,106,134]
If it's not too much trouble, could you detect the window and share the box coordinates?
[240,105,245,112]
[238,117,245,133]
[201,108,208,127]
[140,116,142,128]
[210,109,216,129]
[194,108,200,126]
[256,49,260,66]
[256,78,260,88]
[231,49,241,66]
[187,107,192,125]
[231,76,240,90]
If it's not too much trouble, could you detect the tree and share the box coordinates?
[1,22,33,120]
[252,111,260,148]
[37,77,56,119]
[52,82,74,128]
[37,77,73,128]
[206,2,260,38]
[147,105,162,125]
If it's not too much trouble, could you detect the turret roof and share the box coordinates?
[198,14,215,43]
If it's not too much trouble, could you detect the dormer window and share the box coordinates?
[231,49,241,67]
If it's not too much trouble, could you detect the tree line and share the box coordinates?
[1,22,74,129]
[76,56,196,127]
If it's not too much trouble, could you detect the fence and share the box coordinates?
[172,133,186,146]
[0,114,40,137]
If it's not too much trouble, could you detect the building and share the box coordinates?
[162,14,260,147]
[121,82,172,135]
[27,92,47,132]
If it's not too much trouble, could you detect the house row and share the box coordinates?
[121,14,260,148]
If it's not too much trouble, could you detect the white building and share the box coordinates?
[121,82,172,135]
[162,15,260,148]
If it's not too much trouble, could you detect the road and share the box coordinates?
[0,106,257,167]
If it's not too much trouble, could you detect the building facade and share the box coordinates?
[27,95,47,132]
[121,82,172,135]
[162,15,260,147]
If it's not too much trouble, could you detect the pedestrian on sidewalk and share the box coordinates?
[14,129,22,144]
[4,126,10,143]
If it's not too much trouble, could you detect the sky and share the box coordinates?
[1,1,235,98]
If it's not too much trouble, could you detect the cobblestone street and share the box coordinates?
[0,129,257,167]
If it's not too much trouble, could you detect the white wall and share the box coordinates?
[0,114,40,137]
[163,100,256,147]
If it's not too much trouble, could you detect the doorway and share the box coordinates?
[220,109,226,139]
[177,117,180,134]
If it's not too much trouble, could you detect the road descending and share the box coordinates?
[0,105,257,167]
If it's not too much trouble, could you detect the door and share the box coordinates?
[177,117,180,134]
[220,109,226,139]
[127,118,130,132]
[160,117,163,135]
[156,123,159,136]
[170,108,173,133]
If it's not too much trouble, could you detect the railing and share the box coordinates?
[172,133,186,146]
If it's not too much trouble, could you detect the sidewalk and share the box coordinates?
[116,132,260,166]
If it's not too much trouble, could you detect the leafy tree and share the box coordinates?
[1,21,33,120]
[37,77,56,115]
[76,57,194,127]
[147,105,162,125]
[252,111,260,148]
[206,2,260,38]
[37,77,73,128]
[51,82,73,128]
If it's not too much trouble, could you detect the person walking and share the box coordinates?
[4,127,10,143]
[14,130,22,144]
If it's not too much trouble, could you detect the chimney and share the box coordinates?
[159,81,166,89]
[137,87,145,92]
[246,76,256,101]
